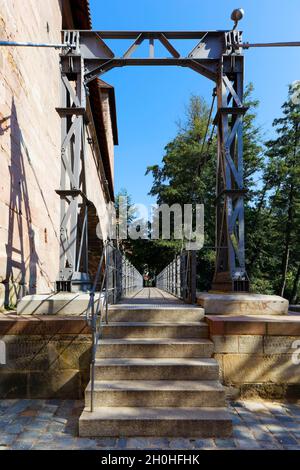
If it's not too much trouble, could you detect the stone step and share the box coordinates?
[79,406,232,437]
[94,358,219,381]
[96,338,214,358]
[107,306,204,323]
[102,322,209,339]
[85,380,226,408]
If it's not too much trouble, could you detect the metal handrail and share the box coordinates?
[156,251,197,304]
[86,241,143,412]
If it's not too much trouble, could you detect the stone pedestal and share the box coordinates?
[197,292,288,316]
[17,293,103,316]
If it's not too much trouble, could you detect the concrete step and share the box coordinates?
[79,406,232,437]
[102,322,209,339]
[94,358,219,381]
[85,380,226,408]
[107,306,204,323]
[96,338,214,358]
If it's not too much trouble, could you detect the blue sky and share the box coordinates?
[90,0,300,206]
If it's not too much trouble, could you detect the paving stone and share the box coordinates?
[36,432,60,441]
[278,422,300,433]
[51,417,68,425]
[36,411,55,419]
[168,438,195,449]
[36,438,75,450]
[194,439,215,449]
[253,431,275,442]
[116,438,128,449]
[233,426,255,439]
[96,438,117,449]
[17,416,36,426]
[258,418,278,427]
[19,431,42,440]
[47,422,66,433]
[126,438,155,450]
[235,438,261,449]
[5,423,25,434]
[275,414,296,424]
[8,401,30,414]
[20,409,38,417]
[283,405,300,417]
[0,420,11,430]
[283,445,300,450]
[230,415,243,425]
[24,420,48,431]
[34,443,56,450]
[12,440,35,450]
[0,398,299,451]
[72,438,98,450]
[215,438,236,449]
[0,400,17,407]
[28,401,46,410]
[45,399,61,406]
[0,434,16,446]
[259,441,282,449]
[265,423,285,434]
[250,423,275,441]
[142,438,170,449]
[264,402,289,415]
[274,434,299,446]
[43,404,59,412]
[242,401,268,412]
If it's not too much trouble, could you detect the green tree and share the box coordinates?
[146,85,264,290]
[115,189,176,277]
[262,83,300,300]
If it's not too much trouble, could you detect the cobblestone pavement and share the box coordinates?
[0,399,299,450]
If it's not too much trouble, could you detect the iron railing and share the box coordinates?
[86,241,143,411]
[156,251,197,304]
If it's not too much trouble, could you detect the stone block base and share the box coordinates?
[206,314,300,399]
[0,315,91,398]
[17,293,103,316]
[238,383,300,400]
[197,292,288,315]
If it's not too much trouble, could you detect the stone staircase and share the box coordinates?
[79,304,232,437]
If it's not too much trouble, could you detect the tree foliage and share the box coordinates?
[118,83,300,301]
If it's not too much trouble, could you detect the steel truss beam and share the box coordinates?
[58,29,249,292]
[56,47,90,292]
[212,54,249,291]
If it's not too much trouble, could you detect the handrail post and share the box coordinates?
[157,251,197,303]
[105,243,109,324]
[87,241,143,414]
[90,292,95,413]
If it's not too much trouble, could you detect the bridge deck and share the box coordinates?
[118,287,183,306]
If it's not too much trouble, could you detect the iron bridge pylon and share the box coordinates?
[57,28,249,293]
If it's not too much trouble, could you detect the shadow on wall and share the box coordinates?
[86,203,104,287]
[3,98,38,306]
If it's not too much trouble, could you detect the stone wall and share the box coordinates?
[0,314,92,398]
[101,89,115,180]
[207,315,300,399]
[0,1,115,307]
[0,0,63,304]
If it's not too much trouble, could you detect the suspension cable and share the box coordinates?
[179,88,216,254]
[196,89,216,176]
